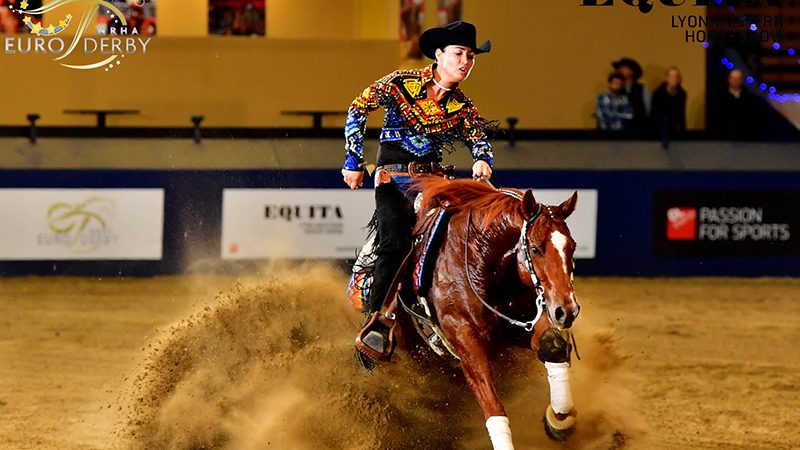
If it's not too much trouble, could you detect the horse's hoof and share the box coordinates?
[543,405,576,442]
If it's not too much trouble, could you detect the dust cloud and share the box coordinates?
[120,263,645,449]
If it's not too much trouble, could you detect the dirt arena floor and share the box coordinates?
[0,264,798,449]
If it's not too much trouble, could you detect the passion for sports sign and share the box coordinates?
[652,190,800,256]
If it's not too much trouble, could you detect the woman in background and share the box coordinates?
[651,66,687,136]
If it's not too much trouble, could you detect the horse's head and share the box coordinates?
[516,190,581,330]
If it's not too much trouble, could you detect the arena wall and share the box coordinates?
[1,138,796,277]
[1,1,706,129]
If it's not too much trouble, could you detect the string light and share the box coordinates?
[708,3,800,102]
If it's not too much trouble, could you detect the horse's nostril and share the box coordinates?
[554,306,565,323]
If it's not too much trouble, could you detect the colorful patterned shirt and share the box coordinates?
[343,64,494,171]
[596,91,634,131]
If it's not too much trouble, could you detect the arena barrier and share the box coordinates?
[0,168,797,277]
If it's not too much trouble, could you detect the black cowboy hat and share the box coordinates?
[419,21,491,60]
[612,57,643,80]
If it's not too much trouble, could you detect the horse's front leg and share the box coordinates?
[445,322,515,450]
[533,325,577,441]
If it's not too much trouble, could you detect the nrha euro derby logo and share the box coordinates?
[3,0,151,71]
[41,196,119,254]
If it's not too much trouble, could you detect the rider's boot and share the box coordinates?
[355,309,398,363]
[355,252,403,362]
[355,182,415,363]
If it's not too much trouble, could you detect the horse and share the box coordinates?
[351,176,582,449]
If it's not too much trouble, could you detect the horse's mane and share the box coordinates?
[414,177,526,227]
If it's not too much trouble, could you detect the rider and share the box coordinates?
[341,21,495,362]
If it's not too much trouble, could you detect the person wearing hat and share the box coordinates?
[342,21,494,363]
[612,57,651,134]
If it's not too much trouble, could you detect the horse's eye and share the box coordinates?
[530,245,541,255]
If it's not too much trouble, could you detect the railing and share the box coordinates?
[2,125,797,142]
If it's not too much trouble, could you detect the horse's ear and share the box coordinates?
[522,189,537,217]
[560,191,578,218]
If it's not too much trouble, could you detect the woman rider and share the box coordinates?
[341,21,494,362]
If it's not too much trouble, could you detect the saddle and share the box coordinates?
[412,202,451,295]
[354,202,452,365]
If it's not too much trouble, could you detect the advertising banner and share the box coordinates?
[0,189,164,260]
[533,189,598,259]
[222,189,375,259]
[221,188,597,259]
[653,191,799,256]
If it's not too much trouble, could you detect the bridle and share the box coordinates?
[464,191,547,333]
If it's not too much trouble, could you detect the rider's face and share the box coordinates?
[435,45,475,84]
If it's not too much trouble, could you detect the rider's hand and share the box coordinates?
[472,160,492,181]
[342,169,364,190]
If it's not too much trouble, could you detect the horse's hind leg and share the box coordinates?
[448,325,515,450]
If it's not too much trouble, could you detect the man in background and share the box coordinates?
[710,69,761,140]
[612,57,650,135]
[596,72,634,131]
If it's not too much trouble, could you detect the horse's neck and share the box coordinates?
[472,212,522,287]
[480,215,543,321]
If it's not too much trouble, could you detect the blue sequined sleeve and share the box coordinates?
[343,81,387,170]
[462,102,494,167]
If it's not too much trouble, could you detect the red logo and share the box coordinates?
[666,207,697,240]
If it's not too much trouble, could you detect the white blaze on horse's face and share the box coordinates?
[550,231,570,277]
[548,229,580,327]
[542,226,580,330]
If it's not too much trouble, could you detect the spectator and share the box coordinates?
[596,72,634,131]
[400,0,425,60]
[651,66,687,136]
[1,0,20,33]
[710,69,761,139]
[612,57,651,134]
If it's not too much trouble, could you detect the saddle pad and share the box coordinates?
[413,202,451,295]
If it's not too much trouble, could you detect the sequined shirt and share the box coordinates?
[343,64,494,171]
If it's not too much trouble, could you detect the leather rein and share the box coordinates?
[464,191,547,333]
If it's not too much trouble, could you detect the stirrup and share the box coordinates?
[355,311,397,363]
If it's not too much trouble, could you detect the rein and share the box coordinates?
[464,205,547,333]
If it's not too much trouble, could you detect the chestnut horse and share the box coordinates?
[386,177,582,449]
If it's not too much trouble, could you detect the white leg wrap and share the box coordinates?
[545,361,574,414]
[485,416,515,450]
